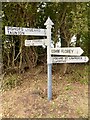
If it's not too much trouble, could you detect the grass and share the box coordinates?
[65,85,73,91]
[2,64,88,118]
[2,64,88,91]
[65,64,88,84]
[1,74,21,91]
[76,108,83,116]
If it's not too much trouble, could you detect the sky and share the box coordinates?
[51,35,77,48]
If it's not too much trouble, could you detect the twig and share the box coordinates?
[14,51,21,62]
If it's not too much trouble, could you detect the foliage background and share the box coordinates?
[1,2,89,73]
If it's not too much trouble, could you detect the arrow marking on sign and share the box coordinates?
[50,47,84,56]
[51,56,89,63]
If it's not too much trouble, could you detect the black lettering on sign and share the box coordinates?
[51,49,60,53]
[61,49,74,54]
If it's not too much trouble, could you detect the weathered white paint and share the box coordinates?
[50,47,84,56]
[51,56,89,63]
[44,17,54,101]
[25,39,47,46]
[44,17,54,64]
[5,26,46,36]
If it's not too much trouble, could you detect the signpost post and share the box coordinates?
[44,17,54,101]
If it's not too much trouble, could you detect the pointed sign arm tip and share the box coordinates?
[44,17,54,26]
[86,56,89,62]
[80,47,84,54]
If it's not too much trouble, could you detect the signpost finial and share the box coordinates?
[44,17,54,26]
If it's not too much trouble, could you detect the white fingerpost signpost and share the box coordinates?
[5,17,89,101]
[44,17,54,101]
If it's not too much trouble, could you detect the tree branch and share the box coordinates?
[14,51,21,62]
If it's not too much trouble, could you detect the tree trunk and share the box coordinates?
[60,27,68,47]
[7,52,10,67]
[60,27,69,75]
[12,37,15,67]
[76,33,81,47]
[19,36,23,73]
